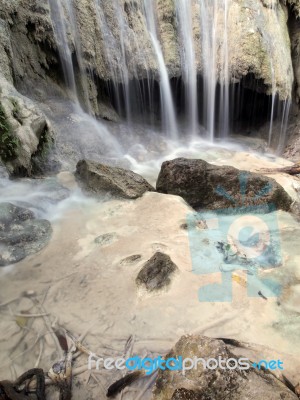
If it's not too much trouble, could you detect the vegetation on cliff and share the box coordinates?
[0,102,19,162]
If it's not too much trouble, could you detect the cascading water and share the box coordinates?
[199,0,230,140]
[48,0,122,157]
[49,0,92,112]
[94,0,133,122]
[142,0,178,139]
[47,0,293,150]
[175,0,198,136]
[48,0,77,99]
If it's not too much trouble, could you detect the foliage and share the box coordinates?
[9,98,23,125]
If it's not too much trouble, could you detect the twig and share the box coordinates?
[15,313,49,318]
[29,296,63,359]
[35,338,44,368]
[135,370,158,400]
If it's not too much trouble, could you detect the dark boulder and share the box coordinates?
[0,203,52,266]
[75,159,154,199]
[136,252,178,292]
[156,158,293,211]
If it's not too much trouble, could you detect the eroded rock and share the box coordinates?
[156,158,293,211]
[0,74,54,176]
[136,252,178,292]
[0,202,52,266]
[153,335,298,400]
[76,159,155,199]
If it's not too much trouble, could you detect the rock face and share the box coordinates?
[136,252,178,292]
[156,158,293,211]
[75,159,154,199]
[0,203,52,266]
[153,335,298,400]
[0,0,296,115]
[0,74,54,176]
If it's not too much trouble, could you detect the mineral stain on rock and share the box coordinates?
[136,252,178,292]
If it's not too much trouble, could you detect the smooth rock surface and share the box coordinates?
[156,158,293,211]
[76,159,155,199]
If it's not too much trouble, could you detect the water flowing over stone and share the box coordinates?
[0,0,293,146]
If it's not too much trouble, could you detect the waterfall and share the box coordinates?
[48,0,77,99]
[47,0,292,151]
[94,0,133,122]
[143,0,178,139]
[176,0,198,136]
[48,0,122,156]
[199,0,230,140]
[49,0,93,113]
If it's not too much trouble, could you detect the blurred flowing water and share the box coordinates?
[0,0,294,218]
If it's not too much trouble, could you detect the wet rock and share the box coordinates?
[290,201,300,222]
[284,118,300,161]
[153,335,298,400]
[94,233,118,247]
[76,159,155,199]
[136,252,178,292]
[0,202,52,266]
[120,254,142,266]
[156,158,293,212]
[0,75,54,177]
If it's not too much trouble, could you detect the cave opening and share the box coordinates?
[96,72,285,144]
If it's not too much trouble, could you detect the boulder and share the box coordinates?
[0,74,54,176]
[136,252,178,292]
[156,158,293,212]
[0,202,52,266]
[75,159,155,199]
[153,335,298,400]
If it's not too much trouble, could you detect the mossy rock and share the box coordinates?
[0,102,19,162]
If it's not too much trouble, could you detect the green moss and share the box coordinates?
[0,103,19,161]
[9,98,23,125]
[37,125,53,159]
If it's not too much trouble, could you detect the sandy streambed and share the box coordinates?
[0,146,300,399]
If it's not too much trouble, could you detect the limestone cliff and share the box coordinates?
[0,0,300,172]
[0,0,297,100]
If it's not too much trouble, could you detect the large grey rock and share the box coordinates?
[136,252,178,292]
[156,158,293,212]
[75,159,154,199]
[153,335,298,400]
[0,74,54,176]
[0,202,52,266]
